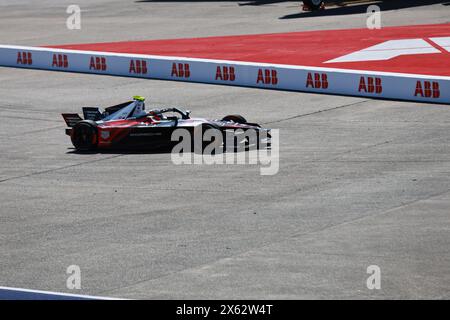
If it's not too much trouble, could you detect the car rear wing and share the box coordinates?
[82,107,102,121]
[62,113,83,127]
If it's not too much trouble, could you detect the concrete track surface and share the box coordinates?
[0,1,449,299]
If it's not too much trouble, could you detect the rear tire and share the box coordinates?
[222,114,247,124]
[71,120,98,151]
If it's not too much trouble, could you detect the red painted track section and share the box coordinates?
[49,23,450,77]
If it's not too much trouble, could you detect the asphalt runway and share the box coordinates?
[0,0,449,299]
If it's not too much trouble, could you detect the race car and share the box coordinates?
[62,96,270,152]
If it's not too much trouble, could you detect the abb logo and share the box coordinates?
[129,59,148,75]
[414,81,440,98]
[52,54,68,68]
[171,63,190,78]
[215,66,235,81]
[306,72,328,89]
[17,51,32,65]
[358,76,382,94]
[89,56,107,71]
[256,69,278,85]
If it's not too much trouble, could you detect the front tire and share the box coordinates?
[71,120,98,151]
[222,114,247,124]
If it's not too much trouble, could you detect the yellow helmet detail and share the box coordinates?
[133,96,146,102]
